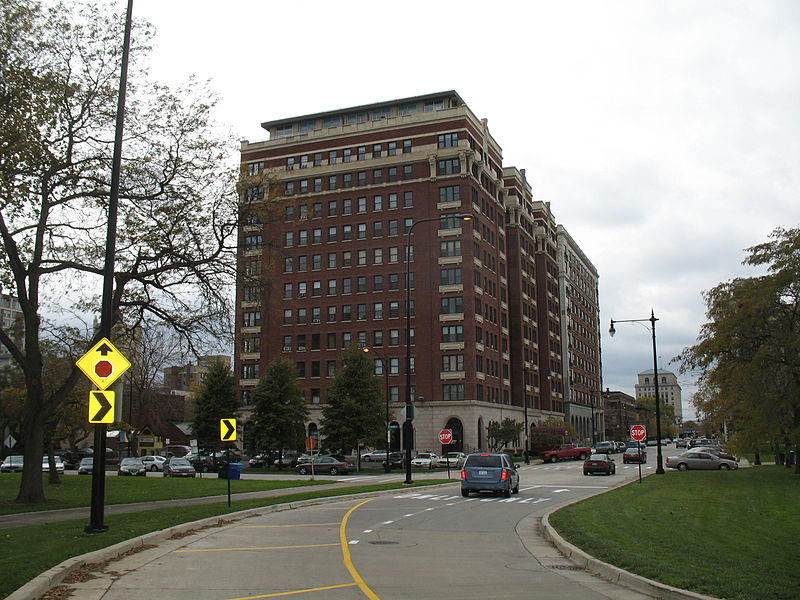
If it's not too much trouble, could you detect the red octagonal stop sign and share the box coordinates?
[438,429,453,445]
[630,424,647,441]
[95,360,113,378]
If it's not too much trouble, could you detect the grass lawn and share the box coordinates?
[549,466,800,600]
[0,479,449,599]
[0,473,331,515]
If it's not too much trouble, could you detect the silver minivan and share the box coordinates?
[460,453,519,498]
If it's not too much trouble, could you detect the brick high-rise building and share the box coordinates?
[236,91,597,454]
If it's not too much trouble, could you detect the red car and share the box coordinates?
[623,447,647,464]
[583,454,616,476]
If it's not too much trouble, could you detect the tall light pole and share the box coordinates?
[523,367,530,464]
[363,347,391,473]
[404,213,472,484]
[609,310,665,474]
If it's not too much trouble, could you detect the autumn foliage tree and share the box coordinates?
[0,0,240,503]
[678,226,800,472]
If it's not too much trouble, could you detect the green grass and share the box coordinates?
[549,466,800,600]
[0,479,449,599]
[0,474,330,515]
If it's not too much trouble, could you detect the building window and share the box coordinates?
[372,144,382,158]
[343,198,352,215]
[342,225,352,241]
[389,329,400,346]
[424,99,444,112]
[242,364,259,379]
[442,383,465,401]
[440,240,462,257]
[387,193,398,209]
[442,355,464,372]
[441,325,464,342]
[343,148,352,162]
[283,309,292,325]
[327,360,336,377]
[313,178,323,192]
[357,249,367,266]
[388,273,399,291]
[357,197,367,213]
[439,185,460,203]
[373,222,384,238]
[357,146,366,161]
[297,308,307,324]
[402,139,412,153]
[343,173,352,188]
[440,296,463,314]
[328,175,337,190]
[342,251,352,267]
[373,247,383,264]
[313,152,323,167]
[388,220,399,236]
[283,257,293,272]
[373,274,383,291]
[328,150,337,164]
[403,165,413,180]
[438,132,458,148]
[283,283,293,299]
[398,103,417,116]
[243,311,261,327]
[312,228,322,244]
[357,223,367,240]
[327,279,336,295]
[373,169,382,185]
[388,141,398,156]
[440,267,462,285]
[327,305,336,322]
[403,191,413,207]
[373,330,384,346]
[388,246,399,263]
[244,235,263,251]
[342,277,352,293]
[373,302,383,319]
[323,116,341,128]
[371,108,390,120]
[438,158,460,175]
[388,167,397,182]
[346,112,366,124]
[357,276,367,292]
[388,301,400,317]
[357,303,367,320]
[342,304,352,321]
[357,171,367,186]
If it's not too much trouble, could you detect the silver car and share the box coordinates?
[665,451,738,471]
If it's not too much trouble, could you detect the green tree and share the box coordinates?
[677,226,800,472]
[250,358,308,469]
[0,0,240,503]
[191,361,238,455]
[321,348,384,455]
[487,418,524,451]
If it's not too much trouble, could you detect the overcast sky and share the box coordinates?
[138,0,799,420]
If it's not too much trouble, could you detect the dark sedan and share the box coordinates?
[163,457,197,477]
[296,456,351,475]
[584,454,616,475]
[117,457,147,476]
[623,447,647,464]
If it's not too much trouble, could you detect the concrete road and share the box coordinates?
[61,457,662,600]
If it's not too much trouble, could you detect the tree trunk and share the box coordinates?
[16,407,46,503]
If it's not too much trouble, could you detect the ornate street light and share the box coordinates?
[362,347,392,473]
[403,213,472,484]
[609,310,665,474]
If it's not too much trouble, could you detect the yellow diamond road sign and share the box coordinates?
[76,337,131,390]
[88,390,115,424]
[220,419,237,442]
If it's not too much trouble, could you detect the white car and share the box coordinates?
[361,451,388,462]
[42,455,65,474]
[436,452,466,468]
[140,455,167,472]
[410,452,439,469]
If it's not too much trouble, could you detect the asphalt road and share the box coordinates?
[60,457,662,600]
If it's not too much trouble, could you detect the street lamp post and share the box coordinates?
[404,213,472,484]
[523,366,530,464]
[363,347,391,473]
[609,309,665,474]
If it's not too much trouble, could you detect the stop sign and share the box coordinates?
[438,429,453,445]
[630,424,647,441]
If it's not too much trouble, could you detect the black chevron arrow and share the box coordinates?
[91,391,113,422]
[222,419,235,441]
[96,343,114,356]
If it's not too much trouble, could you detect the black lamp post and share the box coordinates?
[363,347,391,473]
[523,366,530,464]
[609,309,665,474]
[404,213,472,484]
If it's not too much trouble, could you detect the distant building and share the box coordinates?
[163,355,231,393]
[603,390,639,440]
[635,369,682,423]
[0,294,23,368]
[557,225,602,444]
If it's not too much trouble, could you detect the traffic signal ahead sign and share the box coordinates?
[76,337,131,390]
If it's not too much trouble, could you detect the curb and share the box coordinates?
[5,484,453,600]
[541,505,721,600]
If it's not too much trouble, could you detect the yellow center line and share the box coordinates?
[340,498,380,599]
[176,543,339,553]
[226,582,358,599]
[237,523,340,528]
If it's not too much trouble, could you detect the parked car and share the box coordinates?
[614,441,627,452]
[460,453,519,498]
[411,452,439,469]
[248,453,274,468]
[691,446,736,461]
[117,457,147,476]
[296,456,352,475]
[666,451,738,471]
[584,454,616,476]
[675,438,688,448]
[382,452,406,469]
[687,438,711,449]
[165,445,192,458]
[361,450,387,462]
[140,455,167,472]
[77,457,93,475]
[436,452,466,468]
[163,457,197,477]
[1,455,23,472]
[592,441,616,454]
[41,455,65,475]
[623,447,647,464]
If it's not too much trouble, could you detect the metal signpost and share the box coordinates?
[438,429,453,478]
[630,424,647,483]
[220,419,237,506]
